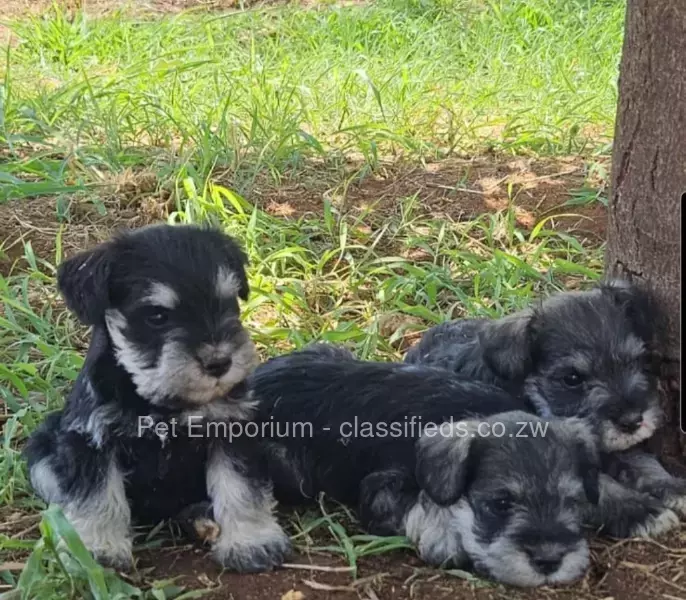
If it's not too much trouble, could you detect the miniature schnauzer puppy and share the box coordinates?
[404,278,686,538]
[24,224,290,572]
[411,411,597,587]
[246,345,600,587]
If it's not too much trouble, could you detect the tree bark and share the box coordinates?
[605,0,684,462]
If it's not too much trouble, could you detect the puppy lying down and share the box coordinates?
[404,279,686,537]
[191,344,600,587]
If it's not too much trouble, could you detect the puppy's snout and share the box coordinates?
[201,356,233,378]
[532,555,562,576]
[616,411,643,433]
[525,548,563,576]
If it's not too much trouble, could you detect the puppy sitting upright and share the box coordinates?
[405,279,686,538]
[24,224,290,572]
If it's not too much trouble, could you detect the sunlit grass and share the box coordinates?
[0,0,614,596]
[1,0,623,202]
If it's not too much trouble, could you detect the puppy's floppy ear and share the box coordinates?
[598,278,664,347]
[218,232,250,301]
[554,417,601,505]
[479,310,535,381]
[57,243,113,325]
[415,421,478,506]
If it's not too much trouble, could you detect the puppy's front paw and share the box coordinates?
[91,540,134,571]
[404,499,467,568]
[212,526,291,572]
[590,487,680,539]
[648,479,686,518]
[628,505,680,538]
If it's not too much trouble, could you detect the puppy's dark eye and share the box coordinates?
[490,496,513,514]
[143,308,169,328]
[562,371,583,388]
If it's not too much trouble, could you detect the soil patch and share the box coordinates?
[128,530,686,600]
[253,156,607,240]
[0,156,607,276]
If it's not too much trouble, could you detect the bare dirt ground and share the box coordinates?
[2,504,685,600]
[133,531,686,600]
[0,156,607,275]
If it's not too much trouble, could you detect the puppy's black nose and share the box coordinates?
[617,412,643,433]
[202,357,233,377]
[525,547,563,575]
[531,555,562,575]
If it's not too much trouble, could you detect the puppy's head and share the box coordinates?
[57,224,258,407]
[416,411,598,587]
[480,279,664,452]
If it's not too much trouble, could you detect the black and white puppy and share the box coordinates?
[24,224,290,572]
[248,345,600,587]
[404,278,686,537]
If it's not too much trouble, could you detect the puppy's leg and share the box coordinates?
[358,469,418,536]
[605,450,686,517]
[206,443,291,572]
[584,473,679,538]
[402,492,468,567]
[28,428,133,569]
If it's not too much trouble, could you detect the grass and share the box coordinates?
[0,0,618,597]
[0,0,623,202]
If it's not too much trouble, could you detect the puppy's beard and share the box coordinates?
[546,540,590,585]
[458,507,543,587]
[188,337,258,405]
[458,506,587,587]
[601,404,663,452]
[106,310,258,407]
[220,338,258,395]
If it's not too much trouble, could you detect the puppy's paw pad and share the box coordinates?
[193,518,221,545]
[630,508,680,538]
[213,532,291,572]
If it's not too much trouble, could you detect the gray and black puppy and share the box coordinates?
[405,278,686,538]
[24,224,290,572]
[410,410,598,587]
[180,345,601,587]
[248,345,601,587]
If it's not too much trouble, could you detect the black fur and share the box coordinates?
[243,344,600,586]
[24,223,289,572]
[252,345,534,512]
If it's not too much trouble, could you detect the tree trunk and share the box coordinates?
[605,0,684,463]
